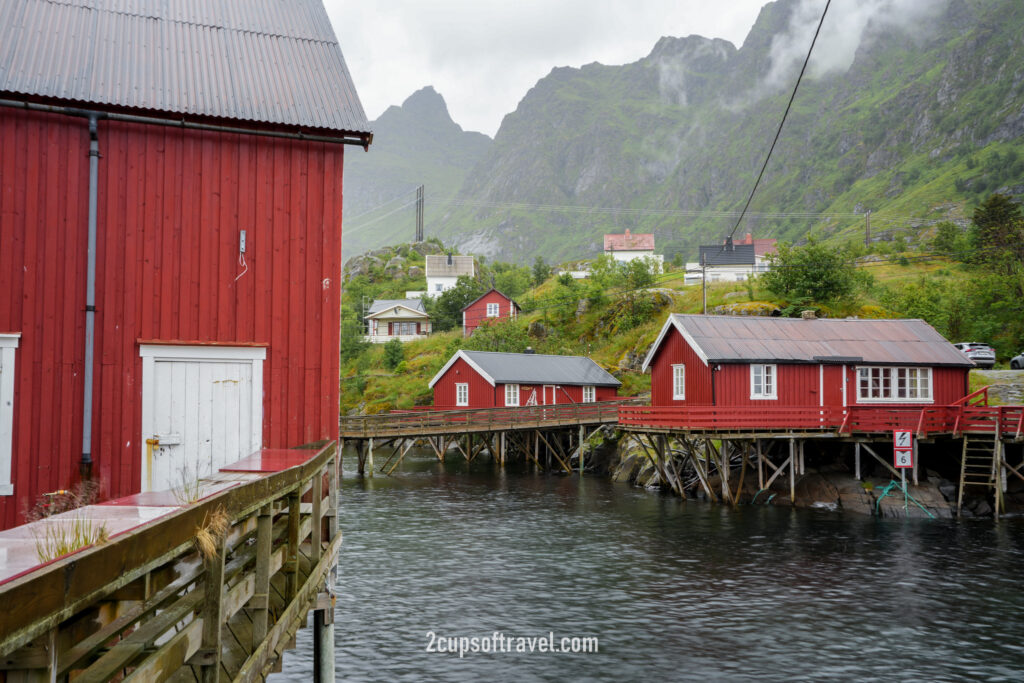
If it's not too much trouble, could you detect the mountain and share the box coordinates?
[426,0,1024,263]
[342,87,491,259]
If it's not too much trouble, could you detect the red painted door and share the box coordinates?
[542,385,556,405]
[822,365,845,423]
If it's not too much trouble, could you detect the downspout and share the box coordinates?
[81,113,102,480]
[711,364,717,406]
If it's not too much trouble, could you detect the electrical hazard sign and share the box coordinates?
[893,430,913,469]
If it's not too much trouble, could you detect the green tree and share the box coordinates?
[761,238,868,302]
[532,256,552,286]
[621,256,658,290]
[931,221,969,258]
[970,193,1024,262]
[462,318,531,353]
[494,266,532,300]
[426,275,486,331]
[382,337,404,370]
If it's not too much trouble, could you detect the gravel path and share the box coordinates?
[973,369,1024,404]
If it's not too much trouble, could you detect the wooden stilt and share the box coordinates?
[789,438,796,503]
[854,442,861,480]
[367,438,374,478]
[799,439,805,475]
[912,438,919,486]
[756,439,764,490]
[500,432,506,467]
[579,425,585,475]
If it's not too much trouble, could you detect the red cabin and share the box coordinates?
[430,350,621,409]
[461,289,521,337]
[642,314,972,410]
[0,0,371,527]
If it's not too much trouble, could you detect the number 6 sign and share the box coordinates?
[893,430,913,469]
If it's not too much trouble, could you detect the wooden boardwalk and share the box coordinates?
[0,442,339,682]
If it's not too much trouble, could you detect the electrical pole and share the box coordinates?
[864,210,871,247]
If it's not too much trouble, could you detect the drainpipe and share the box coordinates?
[81,113,101,480]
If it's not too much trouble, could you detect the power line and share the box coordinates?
[345,199,419,234]
[724,0,832,246]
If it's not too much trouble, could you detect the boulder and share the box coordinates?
[408,265,424,278]
[528,321,549,338]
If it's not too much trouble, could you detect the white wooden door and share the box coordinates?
[140,346,264,492]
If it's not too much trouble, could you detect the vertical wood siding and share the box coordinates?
[433,358,497,409]
[0,109,344,527]
[650,329,712,406]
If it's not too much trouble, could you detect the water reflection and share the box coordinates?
[270,448,1024,682]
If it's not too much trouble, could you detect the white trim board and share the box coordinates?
[0,333,21,496]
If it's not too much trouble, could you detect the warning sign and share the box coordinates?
[893,430,913,469]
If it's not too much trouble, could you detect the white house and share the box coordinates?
[604,229,664,270]
[364,299,431,343]
[685,234,777,285]
[425,254,476,297]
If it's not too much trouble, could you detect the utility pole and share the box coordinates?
[415,185,424,242]
[864,210,871,247]
[702,263,707,315]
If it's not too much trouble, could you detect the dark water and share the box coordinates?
[271,450,1024,682]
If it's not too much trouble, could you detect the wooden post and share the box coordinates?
[311,467,323,566]
[196,535,226,682]
[579,425,585,475]
[357,440,366,477]
[854,442,861,480]
[500,432,506,467]
[799,440,805,475]
[789,438,796,503]
[756,439,764,490]
[367,438,374,478]
[912,438,919,486]
[287,492,301,600]
[251,503,273,648]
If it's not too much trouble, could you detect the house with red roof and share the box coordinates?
[603,229,663,271]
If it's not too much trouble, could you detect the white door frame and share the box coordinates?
[139,344,265,492]
[542,384,557,406]
[0,333,20,496]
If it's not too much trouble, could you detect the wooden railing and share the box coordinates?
[340,399,636,438]
[619,403,1024,438]
[0,442,339,682]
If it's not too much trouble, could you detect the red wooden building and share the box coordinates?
[0,0,371,527]
[430,350,621,409]
[642,314,973,409]
[461,289,521,337]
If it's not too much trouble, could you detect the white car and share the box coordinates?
[1011,351,1024,370]
[954,342,996,369]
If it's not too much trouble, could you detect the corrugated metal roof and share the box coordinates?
[366,299,426,316]
[0,0,370,134]
[604,230,655,251]
[462,351,621,387]
[699,243,755,266]
[425,255,476,278]
[669,314,972,367]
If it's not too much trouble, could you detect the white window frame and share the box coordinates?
[856,366,932,403]
[750,364,777,400]
[672,364,685,400]
[486,302,500,317]
[0,334,20,496]
[456,383,469,406]
[582,385,596,403]
[505,383,520,407]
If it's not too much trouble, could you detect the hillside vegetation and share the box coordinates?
[339,196,1024,414]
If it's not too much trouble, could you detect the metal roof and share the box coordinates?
[604,230,655,251]
[0,0,370,134]
[643,314,973,370]
[429,350,621,388]
[366,299,427,317]
[699,243,755,266]
[425,255,475,278]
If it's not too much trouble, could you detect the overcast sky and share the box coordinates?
[327,0,768,137]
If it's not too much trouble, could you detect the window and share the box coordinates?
[672,364,685,400]
[486,303,500,317]
[750,364,777,399]
[582,386,595,403]
[857,367,932,402]
[435,283,443,292]
[0,334,19,496]
[393,321,417,336]
[505,384,519,406]
[456,383,469,406]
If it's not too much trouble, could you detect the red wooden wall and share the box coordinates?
[463,291,516,337]
[433,357,498,409]
[649,328,712,405]
[0,108,345,527]
[500,384,618,406]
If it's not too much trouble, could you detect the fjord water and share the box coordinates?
[271,450,1024,682]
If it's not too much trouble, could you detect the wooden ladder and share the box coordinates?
[956,432,1003,519]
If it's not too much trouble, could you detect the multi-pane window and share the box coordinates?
[505,383,520,406]
[750,364,777,399]
[456,383,469,406]
[857,367,931,401]
[393,321,417,336]
[672,364,685,400]
[486,303,500,317]
[582,386,595,403]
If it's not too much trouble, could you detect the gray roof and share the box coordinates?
[699,243,755,266]
[430,350,621,388]
[425,254,475,278]
[366,299,426,316]
[0,0,370,134]
[645,314,972,369]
